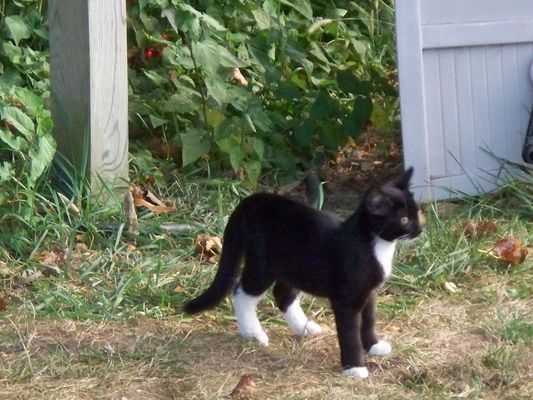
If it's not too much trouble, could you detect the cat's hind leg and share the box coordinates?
[233,284,269,345]
[273,282,322,336]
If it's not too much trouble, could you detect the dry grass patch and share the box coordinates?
[0,289,531,400]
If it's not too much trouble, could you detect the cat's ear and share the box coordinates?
[390,166,414,189]
[365,189,393,216]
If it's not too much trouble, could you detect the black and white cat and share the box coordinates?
[184,167,423,378]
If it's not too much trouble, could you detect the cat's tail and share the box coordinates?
[183,210,244,314]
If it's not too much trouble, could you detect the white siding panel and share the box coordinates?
[422,51,446,178]
[423,20,533,50]
[454,48,477,172]
[438,50,463,177]
[485,46,507,161]
[420,0,533,25]
[396,1,532,201]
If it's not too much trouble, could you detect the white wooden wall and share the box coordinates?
[396,0,533,201]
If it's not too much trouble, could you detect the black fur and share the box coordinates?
[184,167,422,371]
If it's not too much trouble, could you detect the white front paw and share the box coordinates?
[368,340,391,356]
[254,330,270,346]
[240,329,269,346]
[342,366,369,379]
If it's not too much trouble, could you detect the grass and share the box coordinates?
[0,169,532,399]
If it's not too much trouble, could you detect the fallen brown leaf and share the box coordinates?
[195,233,223,264]
[0,296,7,312]
[385,325,401,333]
[173,285,186,293]
[230,375,256,398]
[130,186,175,213]
[35,248,66,267]
[150,137,181,163]
[489,236,531,265]
[455,219,498,239]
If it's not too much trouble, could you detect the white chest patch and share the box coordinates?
[373,237,396,279]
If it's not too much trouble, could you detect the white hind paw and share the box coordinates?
[342,366,369,379]
[302,320,322,336]
[368,340,391,356]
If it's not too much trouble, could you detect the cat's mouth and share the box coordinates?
[398,232,421,241]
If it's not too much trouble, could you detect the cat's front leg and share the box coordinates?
[361,290,391,357]
[332,305,368,379]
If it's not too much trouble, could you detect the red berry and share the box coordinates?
[144,47,154,59]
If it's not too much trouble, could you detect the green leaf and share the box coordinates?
[0,106,35,137]
[143,70,168,86]
[279,0,313,21]
[309,91,337,121]
[14,87,43,116]
[248,137,265,160]
[205,110,226,129]
[244,160,262,188]
[229,146,245,171]
[163,93,199,114]
[343,96,373,137]
[181,129,211,166]
[337,70,372,96]
[0,161,15,184]
[0,128,26,151]
[252,9,272,30]
[36,111,53,137]
[193,39,246,74]
[205,75,231,106]
[2,42,23,64]
[28,134,56,187]
[215,117,238,143]
[149,114,168,129]
[319,124,343,151]
[4,15,31,45]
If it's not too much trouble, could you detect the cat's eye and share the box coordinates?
[400,216,409,225]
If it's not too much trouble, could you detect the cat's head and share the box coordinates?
[363,167,423,241]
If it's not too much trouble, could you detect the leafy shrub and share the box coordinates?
[0,0,57,260]
[127,0,397,186]
[0,0,54,218]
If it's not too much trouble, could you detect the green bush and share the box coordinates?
[127,0,397,186]
[0,0,54,217]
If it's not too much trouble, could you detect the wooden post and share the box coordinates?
[49,0,128,193]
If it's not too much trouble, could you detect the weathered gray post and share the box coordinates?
[49,0,129,192]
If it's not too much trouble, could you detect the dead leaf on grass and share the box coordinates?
[230,374,256,398]
[130,186,175,213]
[150,137,181,163]
[444,281,459,293]
[195,233,223,264]
[173,284,186,293]
[19,269,43,285]
[454,219,498,239]
[0,260,9,276]
[0,296,7,312]
[35,248,66,267]
[385,324,401,333]
[488,236,531,265]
